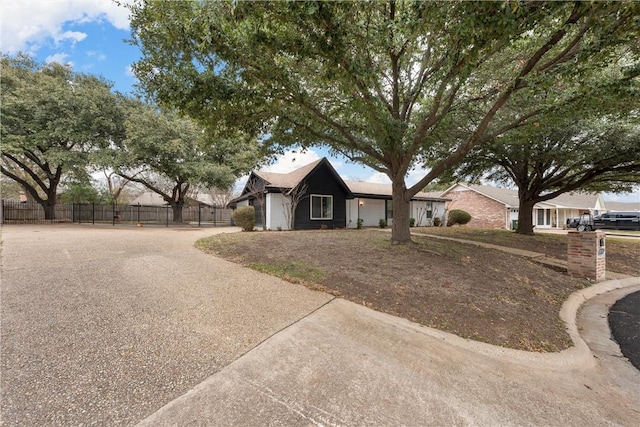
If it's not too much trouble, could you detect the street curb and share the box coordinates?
[559,276,640,369]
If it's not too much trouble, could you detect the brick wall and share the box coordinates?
[567,230,606,281]
[445,190,506,229]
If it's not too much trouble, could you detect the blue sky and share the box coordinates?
[2,1,638,203]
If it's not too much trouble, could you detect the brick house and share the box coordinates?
[440,183,606,230]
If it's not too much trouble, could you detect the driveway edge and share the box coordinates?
[559,276,640,369]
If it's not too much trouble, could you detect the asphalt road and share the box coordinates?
[609,290,640,370]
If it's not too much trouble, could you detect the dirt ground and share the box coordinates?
[194,228,635,352]
[417,227,640,276]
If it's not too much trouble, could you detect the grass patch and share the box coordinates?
[247,261,327,284]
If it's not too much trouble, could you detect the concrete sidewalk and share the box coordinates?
[139,279,640,426]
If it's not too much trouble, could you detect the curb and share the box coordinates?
[559,276,640,369]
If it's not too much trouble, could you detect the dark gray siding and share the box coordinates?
[293,162,350,230]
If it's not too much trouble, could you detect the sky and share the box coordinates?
[2,0,638,203]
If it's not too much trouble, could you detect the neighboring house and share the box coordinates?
[605,201,640,212]
[228,158,449,230]
[440,183,606,230]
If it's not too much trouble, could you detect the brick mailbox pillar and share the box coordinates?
[567,230,606,281]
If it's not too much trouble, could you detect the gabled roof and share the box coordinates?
[539,192,602,209]
[229,157,450,206]
[254,158,324,190]
[441,183,520,207]
[345,180,449,201]
[605,201,640,212]
[229,158,351,206]
[130,191,167,206]
[441,183,603,210]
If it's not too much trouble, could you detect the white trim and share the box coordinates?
[310,194,333,220]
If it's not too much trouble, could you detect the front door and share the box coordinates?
[536,209,551,227]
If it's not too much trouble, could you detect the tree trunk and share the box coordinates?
[42,199,56,220]
[390,180,412,244]
[171,202,184,223]
[516,199,535,235]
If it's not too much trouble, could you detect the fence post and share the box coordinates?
[198,204,201,227]
[166,205,169,227]
[92,203,95,225]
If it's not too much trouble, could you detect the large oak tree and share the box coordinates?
[110,101,260,223]
[453,113,640,234]
[1,55,123,219]
[128,0,639,242]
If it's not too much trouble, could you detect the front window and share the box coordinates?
[311,195,333,220]
[426,202,433,219]
[386,200,393,219]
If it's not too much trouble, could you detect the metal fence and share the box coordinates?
[1,200,233,227]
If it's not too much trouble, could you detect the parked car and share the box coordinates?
[567,213,594,231]
[593,211,640,231]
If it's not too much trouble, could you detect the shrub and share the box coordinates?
[433,217,442,227]
[232,206,255,231]
[379,219,387,228]
[447,209,471,226]
[409,217,416,227]
[356,218,364,229]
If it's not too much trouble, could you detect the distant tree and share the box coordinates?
[102,171,133,206]
[455,114,640,234]
[0,176,25,200]
[0,55,123,219]
[58,180,106,204]
[203,186,236,208]
[244,176,267,230]
[111,101,260,223]
[128,1,640,243]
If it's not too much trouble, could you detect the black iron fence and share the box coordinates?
[1,200,233,227]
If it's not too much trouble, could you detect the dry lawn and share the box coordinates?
[194,228,634,352]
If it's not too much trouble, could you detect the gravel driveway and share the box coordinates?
[0,224,331,426]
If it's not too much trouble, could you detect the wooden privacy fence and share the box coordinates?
[0,200,233,226]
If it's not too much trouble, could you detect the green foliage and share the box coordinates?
[127,1,639,242]
[409,218,416,227]
[1,54,123,218]
[357,218,363,229]
[448,210,472,227]
[433,217,442,227]
[233,206,256,231]
[379,219,387,229]
[455,113,640,234]
[104,100,261,222]
[58,181,106,204]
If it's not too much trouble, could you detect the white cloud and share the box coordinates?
[263,149,322,174]
[365,172,392,185]
[2,0,131,53]
[406,164,431,187]
[603,189,640,204]
[87,50,107,62]
[44,53,72,66]
[55,30,87,45]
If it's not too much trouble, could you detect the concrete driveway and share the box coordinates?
[1,224,638,426]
